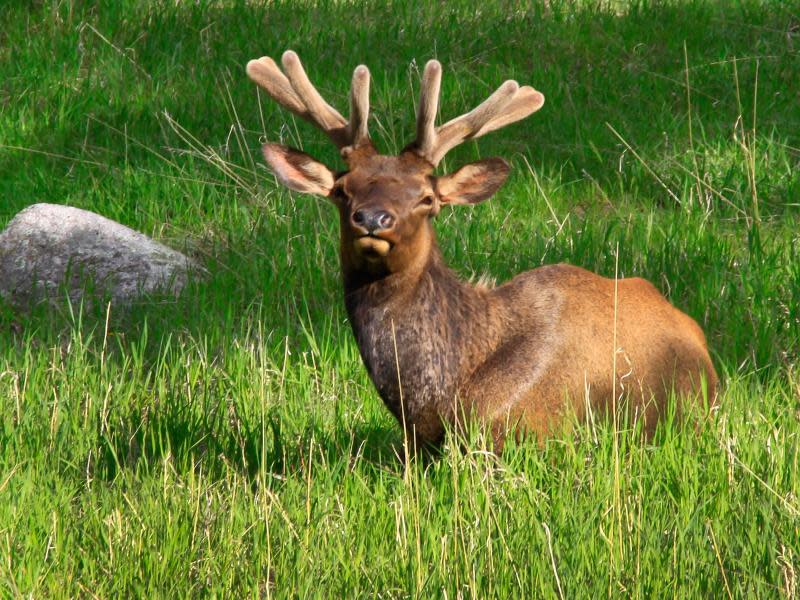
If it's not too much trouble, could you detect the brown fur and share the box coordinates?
[249,54,717,451]
[260,143,718,450]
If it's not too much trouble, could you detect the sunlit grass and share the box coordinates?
[1,0,798,597]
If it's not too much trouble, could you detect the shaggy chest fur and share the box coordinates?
[343,256,499,435]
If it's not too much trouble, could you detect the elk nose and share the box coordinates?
[352,209,395,233]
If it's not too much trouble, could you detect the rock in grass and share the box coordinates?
[0,203,202,308]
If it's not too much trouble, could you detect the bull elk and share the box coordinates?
[246,51,718,451]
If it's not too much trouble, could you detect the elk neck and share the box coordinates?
[340,222,507,424]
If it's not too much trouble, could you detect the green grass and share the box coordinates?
[1,0,799,597]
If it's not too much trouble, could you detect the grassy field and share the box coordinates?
[1,0,799,596]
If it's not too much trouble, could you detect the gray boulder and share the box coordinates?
[0,203,202,308]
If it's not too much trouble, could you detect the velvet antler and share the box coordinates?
[246,50,371,149]
[409,60,545,166]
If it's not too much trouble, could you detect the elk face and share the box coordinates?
[334,150,436,273]
[248,50,542,274]
[261,143,511,275]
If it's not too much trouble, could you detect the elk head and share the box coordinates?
[246,51,545,279]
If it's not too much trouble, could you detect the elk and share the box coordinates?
[246,51,718,451]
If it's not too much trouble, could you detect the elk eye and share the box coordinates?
[418,195,434,208]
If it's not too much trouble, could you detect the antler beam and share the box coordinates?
[411,60,545,166]
[246,50,371,149]
[246,52,543,163]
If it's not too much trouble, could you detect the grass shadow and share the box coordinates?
[95,398,403,486]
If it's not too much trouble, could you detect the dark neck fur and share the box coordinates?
[342,236,502,433]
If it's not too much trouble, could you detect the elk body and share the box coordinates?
[247,51,718,450]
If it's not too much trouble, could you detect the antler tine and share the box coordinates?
[415,60,442,157]
[246,56,308,116]
[472,86,545,138]
[280,51,347,133]
[409,61,546,167]
[349,65,371,147]
[428,80,518,166]
[247,50,365,149]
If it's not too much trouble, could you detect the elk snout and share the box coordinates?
[351,208,395,259]
[352,209,395,234]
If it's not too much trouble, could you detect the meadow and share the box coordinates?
[1,0,798,596]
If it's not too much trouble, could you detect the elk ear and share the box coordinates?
[261,143,335,197]
[436,158,510,205]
